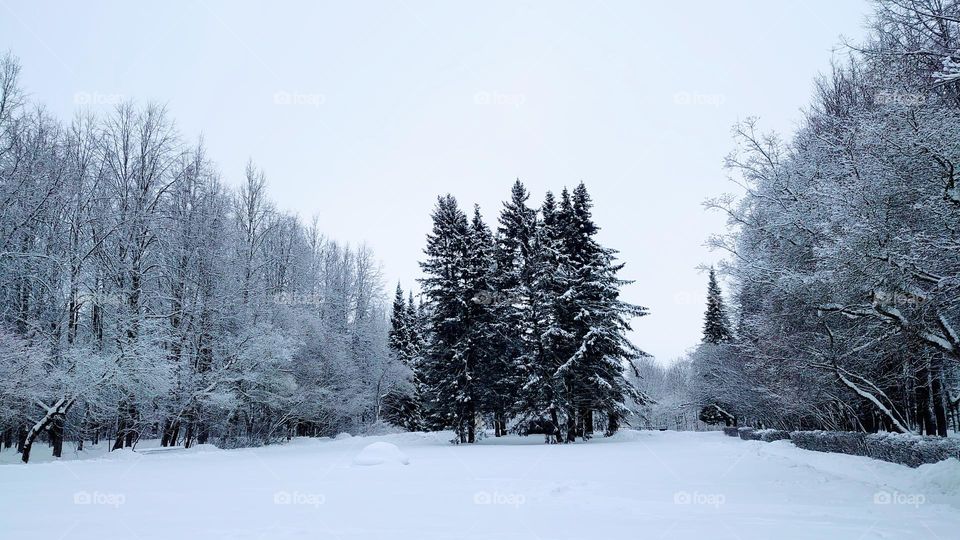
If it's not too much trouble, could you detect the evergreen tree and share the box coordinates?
[556,183,650,439]
[490,180,538,436]
[702,267,733,344]
[418,195,480,442]
[516,190,568,442]
[416,184,650,443]
[389,283,409,356]
[384,283,424,430]
[463,205,505,439]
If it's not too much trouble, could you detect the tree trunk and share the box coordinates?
[579,407,594,439]
[50,413,64,458]
[160,419,171,447]
[17,425,27,453]
[549,408,562,444]
[605,411,620,436]
[22,397,74,463]
[565,410,577,443]
[916,365,936,435]
[932,369,948,437]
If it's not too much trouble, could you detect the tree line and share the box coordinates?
[0,52,405,462]
[385,181,649,443]
[684,0,960,436]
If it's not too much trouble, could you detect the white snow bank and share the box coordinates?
[915,458,960,497]
[760,439,960,506]
[351,441,410,466]
[334,432,352,440]
[99,447,143,460]
[5,431,959,539]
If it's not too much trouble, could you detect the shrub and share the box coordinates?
[756,429,791,442]
[789,430,960,467]
[790,430,866,456]
[733,427,790,442]
[722,426,740,437]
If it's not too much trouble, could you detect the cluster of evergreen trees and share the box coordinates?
[386,181,649,443]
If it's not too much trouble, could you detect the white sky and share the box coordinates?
[0,0,870,364]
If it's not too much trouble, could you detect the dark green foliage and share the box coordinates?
[702,267,733,344]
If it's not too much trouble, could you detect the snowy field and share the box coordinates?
[2,430,959,539]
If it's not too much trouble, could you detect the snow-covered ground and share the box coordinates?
[2,430,959,539]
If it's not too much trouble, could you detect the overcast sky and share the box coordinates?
[1,0,870,363]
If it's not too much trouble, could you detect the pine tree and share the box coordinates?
[702,267,733,344]
[516,190,568,442]
[464,205,507,439]
[490,180,538,436]
[389,283,409,356]
[418,195,480,442]
[555,183,650,439]
[384,283,424,430]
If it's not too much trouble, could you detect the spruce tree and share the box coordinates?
[389,283,409,356]
[464,205,506,439]
[418,195,481,442]
[556,183,650,438]
[384,283,425,430]
[702,267,733,344]
[516,190,568,442]
[490,180,538,436]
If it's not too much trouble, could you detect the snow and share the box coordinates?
[2,430,959,539]
[351,442,410,466]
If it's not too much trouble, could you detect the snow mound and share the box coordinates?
[185,443,220,453]
[914,458,960,496]
[99,448,142,461]
[334,432,352,440]
[351,442,410,466]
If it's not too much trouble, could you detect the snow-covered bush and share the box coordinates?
[789,431,960,467]
[790,431,867,456]
[755,429,791,442]
[734,427,791,442]
[863,433,960,468]
[722,426,740,437]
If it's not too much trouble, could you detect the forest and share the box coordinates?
[0,51,646,460]
[647,0,960,438]
[0,54,402,461]
[4,0,960,469]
